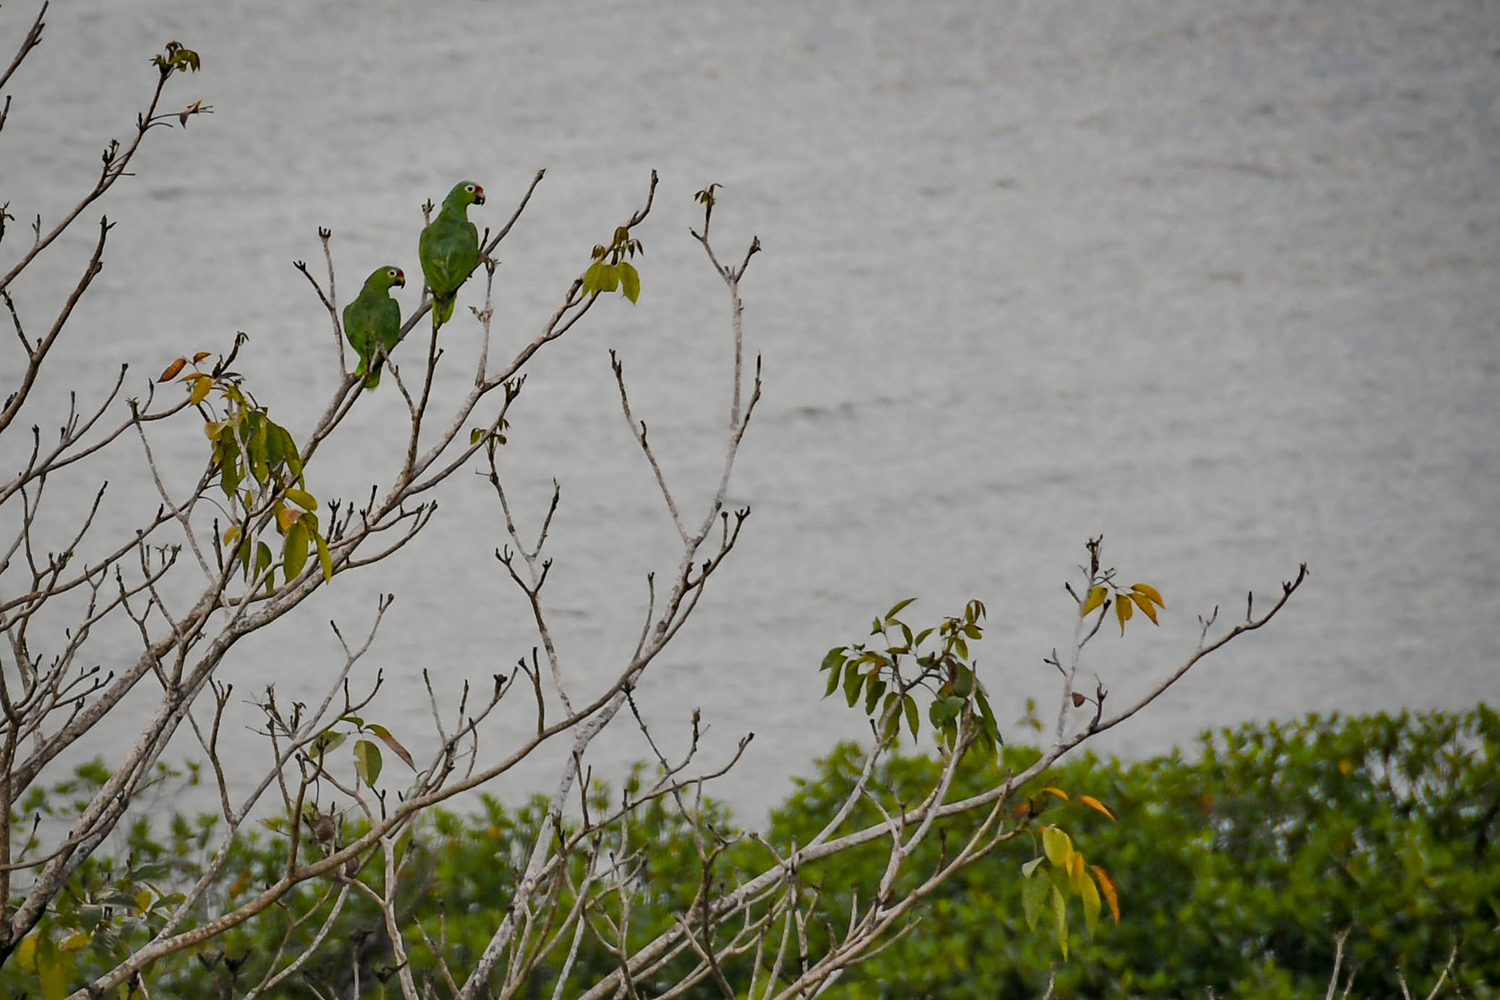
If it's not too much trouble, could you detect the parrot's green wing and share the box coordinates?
[342,266,406,390]
[419,180,485,330]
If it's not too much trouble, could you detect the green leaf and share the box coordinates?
[219,450,241,498]
[820,647,847,673]
[1051,884,1069,958]
[1022,867,1049,932]
[283,519,309,584]
[823,659,843,698]
[903,694,919,739]
[310,729,346,756]
[353,739,383,787]
[315,529,333,581]
[843,664,864,708]
[884,597,917,622]
[470,427,485,446]
[929,694,965,728]
[256,541,274,593]
[285,487,316,511]
[864,675,887,716]
[951,664,974,697]
[880,692,901,740]
[597,263,619,292]
[620,261,641,303]
[278,426,304,482]
[974,685,998,741]
[1021,856,1045,879]
[1081,862,1102,935]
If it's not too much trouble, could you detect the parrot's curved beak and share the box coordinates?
[473,185,486,205]
[394,271,406,287]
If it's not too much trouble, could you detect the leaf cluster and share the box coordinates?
[1075,538,1166,637]
[583,224,644,302]
[159,353,334,592]
[820,599,1000,753]
[8,763,209,1000]
[151,40,200,76]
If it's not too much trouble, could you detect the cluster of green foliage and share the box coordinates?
[822,598,999,752]
[779,705,1498,999]
[582,224,644,302]
[9,708,1495,998]
[157,347,334,593]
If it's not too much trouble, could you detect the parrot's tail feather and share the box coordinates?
[364,367,382,390]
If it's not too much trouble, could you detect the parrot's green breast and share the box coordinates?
[419,181,485,328]
[343,265,405,389]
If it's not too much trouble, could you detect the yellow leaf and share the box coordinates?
[1038,786,1070,802]
[1042,825,1073,870]
[222,523,241,546]
[1091,864,1120,923]
[203,420,225,440]
[275,504,300,532]
[1078,794,1117,820]
[316,530,333,581]
[61,931,91,952]
[1129,591,1160,624]
[192,350,212,362]
[15,932,37,970]
[1081,585,1107,616]
[1130,582,1165,608]
[1115,594,1133,634]
[1067,850,1086,894]
[135,888,153,912]
[157,357,186,382]
[188,374,213,406]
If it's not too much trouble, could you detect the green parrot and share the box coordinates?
[342,265,406,389]
[419,180,485,331]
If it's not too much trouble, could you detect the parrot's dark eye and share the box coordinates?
[465,184,475,192]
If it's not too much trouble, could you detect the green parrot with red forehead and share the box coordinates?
[342,264,405,389]
[419,180,485,331]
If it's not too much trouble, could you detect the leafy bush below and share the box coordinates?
[7,707,1496,998]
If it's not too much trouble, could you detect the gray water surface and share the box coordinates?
[3,0,1497,820]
